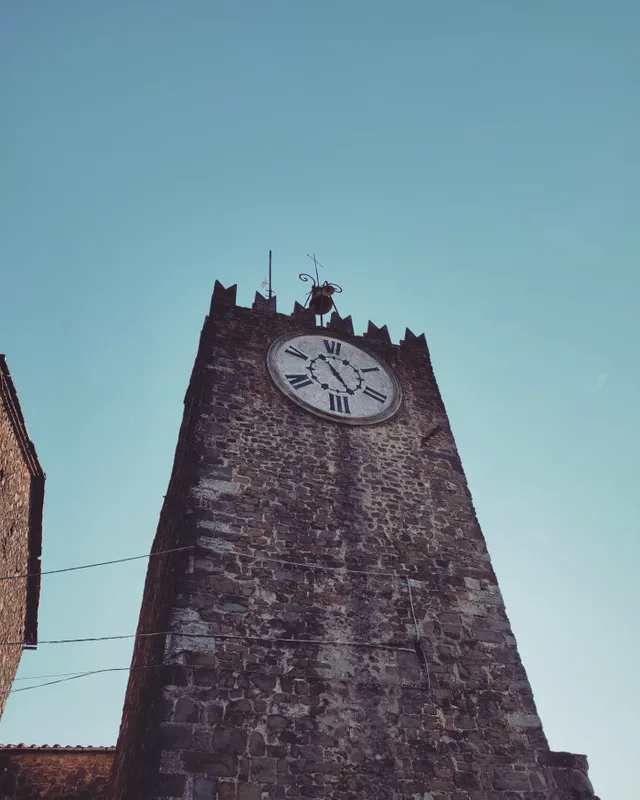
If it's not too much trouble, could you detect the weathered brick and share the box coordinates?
[0,749,112,799]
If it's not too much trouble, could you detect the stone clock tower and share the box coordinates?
[109,281,598,800]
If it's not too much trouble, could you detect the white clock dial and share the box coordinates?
[267,333,402,425]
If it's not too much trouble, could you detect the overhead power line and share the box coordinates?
[10,662,431,696]
[0,542,433,584]
[12,663,243,694]
[0,545,195,582]
[11,669,129,693]
[10,666,153,694]
[0,630,414,653]
[14,669,127,681]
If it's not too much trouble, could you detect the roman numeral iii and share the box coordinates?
[362,386,387,403]
[286,374,313,390]
[329,394,351,414]
[323,340,342,355]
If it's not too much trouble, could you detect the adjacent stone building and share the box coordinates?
[0,356,44,719]
[0,745,113,799]
[108,283,599,799]
[0,363,113,800]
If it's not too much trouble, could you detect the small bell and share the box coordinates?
[308,282,335,316]
[299,256,343,320]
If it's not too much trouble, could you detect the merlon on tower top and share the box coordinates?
[210,279,430,354]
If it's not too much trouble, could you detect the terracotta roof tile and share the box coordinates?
[0,744,115,751]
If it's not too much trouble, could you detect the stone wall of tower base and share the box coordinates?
[542,751,599,799]
[107,319,216,800]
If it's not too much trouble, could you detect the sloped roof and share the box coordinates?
[0,745,115,752]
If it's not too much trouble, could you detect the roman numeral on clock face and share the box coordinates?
[362,386,387,403]
[361,366,380,373]
[284,345,308,360]
[329,394,351,414]
[286,373,313,390]
[323,340,342,355]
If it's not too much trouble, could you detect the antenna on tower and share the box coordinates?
[260,250,274,300]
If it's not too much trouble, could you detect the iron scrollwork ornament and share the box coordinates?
[299,254,343,320]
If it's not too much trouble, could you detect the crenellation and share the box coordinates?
[251,292,277,314]
[326,312,354,337]
[290,301,316,326]
[363,320,392,343]
[401,327,429,352]
[210,281,238,312]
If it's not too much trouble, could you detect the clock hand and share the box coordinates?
[327,362,350,391]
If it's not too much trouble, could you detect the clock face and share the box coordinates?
[267,333,402,425]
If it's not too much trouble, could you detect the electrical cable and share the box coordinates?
[0,633,143,648]
[9,666,171,694]
[406,577,421,641]
[406,576,432,693]
[11,671,116,693]
[252,555,396,578]
[0,545,195,582]
[1,547,433,691]
[10,662,433,696]
[14,670,117,681]
[10,583,432,692]
[0,542,431,584]
[0,630,415,652]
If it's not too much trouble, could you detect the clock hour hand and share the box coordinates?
[327,362,350,391]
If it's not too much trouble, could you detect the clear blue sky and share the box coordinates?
[1,3,638,797]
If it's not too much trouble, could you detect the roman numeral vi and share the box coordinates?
[323,340,342,355]
[329,394,351,414]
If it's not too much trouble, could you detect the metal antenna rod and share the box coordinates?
[306,253,324,284]
[268,250,273,300]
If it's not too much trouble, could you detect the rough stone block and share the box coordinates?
[194,776,217,799]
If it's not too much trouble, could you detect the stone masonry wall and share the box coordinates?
[0,747,113,799]
[111,284,598,799]
[108,316,224,798]
[0,359,43,720]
